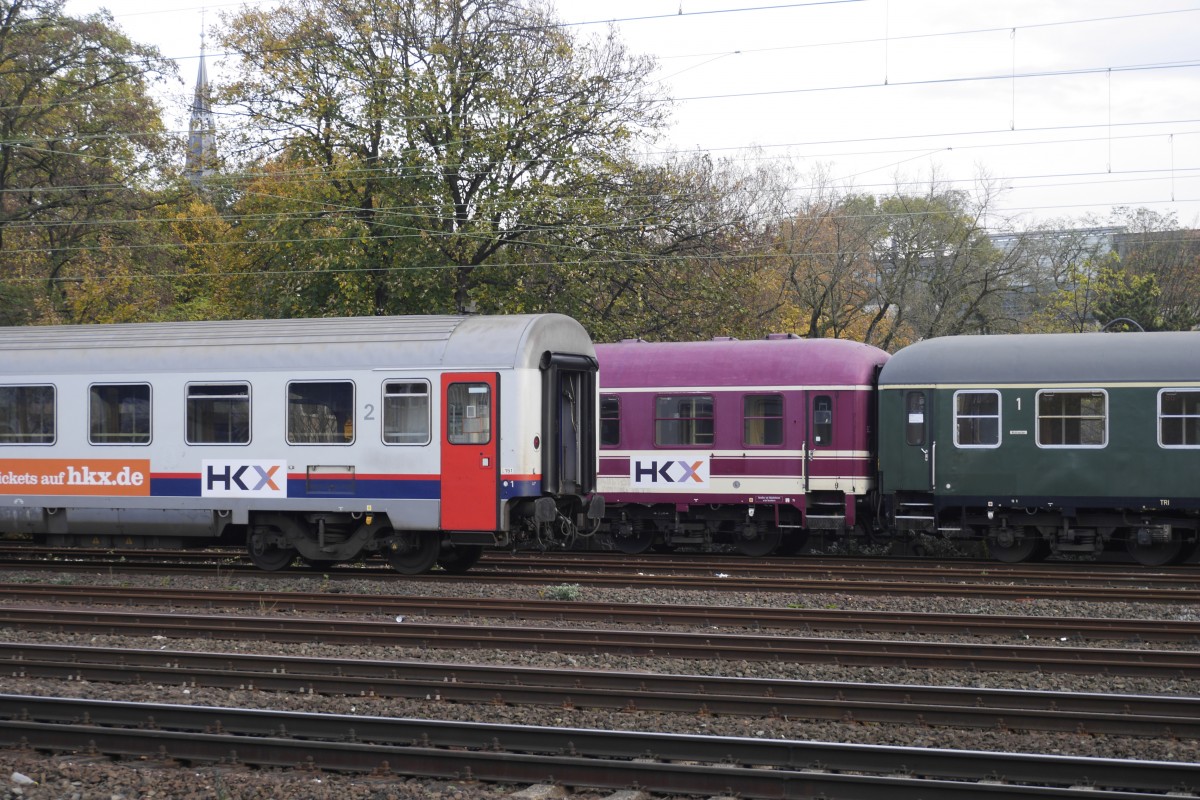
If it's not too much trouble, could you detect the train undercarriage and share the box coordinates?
[21,494,603,575]
[243,497,602,573]
[888,496,1200,566]
[598,493,1200,567]
[602,500,844,557]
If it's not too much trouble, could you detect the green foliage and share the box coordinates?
[212,0,670,319]
[1109,208,1200,331]
[539,583,582,601]
[1094,267,1161,331]
[0,0,180,324]
[1032,252,1164,333]
[1027,255,1108,333]
[6,2,1197,338]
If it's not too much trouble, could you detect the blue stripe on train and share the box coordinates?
[151,477,543,500]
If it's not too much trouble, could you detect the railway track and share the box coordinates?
[1,694,1195,799]
[3,641,1197,738]
[3,582,1200,643]
[4,573,1195,796]
[5,550,1199,798]
[6,544,1199,582]
[2,548,1199,601]
[3,605,1198,678]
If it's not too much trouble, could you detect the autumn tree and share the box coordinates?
[1005,222,1108,332]
[774,168,882,339]
[1031,254,1161,334]
[214,0,667,317]
[488,150,791,342]
[0,0,178,323]
[859,180,1029,350]
[1110,207,1200,330]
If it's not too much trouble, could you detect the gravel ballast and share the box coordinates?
[2,567,1198,798]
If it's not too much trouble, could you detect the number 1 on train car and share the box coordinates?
[441,372,499,530]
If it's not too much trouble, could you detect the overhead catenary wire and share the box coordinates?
[9,0,1197,264]
[2,172,1196,267]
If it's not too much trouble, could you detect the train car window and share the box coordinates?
[1159,389,1200,447]
[186,383,250,445]
[953,390,1001,448]
[0,385,55,444]
[655,395,714,446]
[446,382,491,444]
[905,391,926,446]
[812,395,833,447]
[287,381,355,445]
[89,384,151,445]
[1036,390,1107,447]
[600,394,620,447]
[383,381,430,445]
[743,394,782,446]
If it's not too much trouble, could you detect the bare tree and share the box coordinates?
[862,176,1029,350]
[775,166,882,339]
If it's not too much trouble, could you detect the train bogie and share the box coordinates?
[596,336,890,556]
[877,332,1200,565]
[0,314,603,573]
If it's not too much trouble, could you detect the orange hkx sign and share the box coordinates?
[0,460,151,496]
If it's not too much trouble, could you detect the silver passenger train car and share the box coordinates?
[0,315,603,573]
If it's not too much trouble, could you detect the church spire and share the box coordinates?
[185,30,217,188]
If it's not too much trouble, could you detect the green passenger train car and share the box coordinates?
[876,332,1200,566]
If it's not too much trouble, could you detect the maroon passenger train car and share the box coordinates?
[595,335,891,555]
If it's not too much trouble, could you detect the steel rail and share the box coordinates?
[0,546,1190,586]
[0,557,1196,601]
[7,544,1199,587]
[0,694,1194,798]
[6,545,1200,587]
[482,550,1200,578]
[3,606,1199,678]
[3,642,1197,738]
[3,583,1199,643]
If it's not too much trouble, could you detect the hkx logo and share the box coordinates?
[202,460,288,498]
[629,454,710,488]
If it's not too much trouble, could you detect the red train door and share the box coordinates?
[440,373,499,530]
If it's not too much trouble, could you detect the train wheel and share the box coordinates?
[987,527,1049,563]
[736,523,782,557]
[385,530,441,574]
[437,543,484,574]
[247,539,297,571]
[612,523,656,554]
[249,543,297,571]
[1125,531,1193,566]
[248,516,299,571]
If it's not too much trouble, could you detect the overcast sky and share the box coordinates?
[66,0,1200,228]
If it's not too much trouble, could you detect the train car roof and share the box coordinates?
[0,314,594,375]
[878,331,1200,386]
[595,336,889,389]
